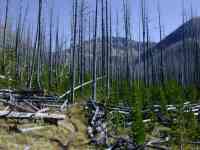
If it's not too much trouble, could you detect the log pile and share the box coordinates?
[108,102,200,127]
[85,100,143,149]
[86,99,108,145]
[107,137,142,150]
[0,89,65,125]
[86,100,200,149]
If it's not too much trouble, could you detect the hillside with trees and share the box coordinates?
[0,0,200,149]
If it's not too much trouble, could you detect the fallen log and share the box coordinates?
[0,99,36,113]
[23,100,40,111]
[107,137,140,150]
[60,99,68,111]
[188,141,200,145]
[18,126,48,133]
[42,104,61,108]
[59,76,105,100]
[146,138,170,150]
[36,108,49,113]
[146,145,169,150]
[0,89,44,96]
[13,89,44,96]
[0,111,65,121]
[0,94,57,102]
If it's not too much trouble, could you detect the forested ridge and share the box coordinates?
[0,0,200,149]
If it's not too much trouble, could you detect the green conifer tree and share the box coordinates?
[132,86,145,144]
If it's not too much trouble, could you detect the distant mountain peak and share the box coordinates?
[155,17,200,49]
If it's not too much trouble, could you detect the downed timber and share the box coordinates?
[107,137,140,150]
[59,76,105,100]
[188,141,200,145]
[36,108,49,113]
[0,89,44,96]
[0,111,65,121]
[0,89,13,93]
[42,104,61,108]
[0,99,36,113]
[145,137,170,150]
[13,89,44,96]
[23,100,40,111]
[86,100,107,145]
[0,93,57,102]
[146,145,169,150]
[18,126,48,133]
[60,99,68,111]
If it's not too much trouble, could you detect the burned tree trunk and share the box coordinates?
[106,0,110,98]
[109,4,112,90]
[48,6,53,90]
[70,0,78,103]
[157,1,164,85]
[141,0,146,85]
[1,0,9,74]
[101,0,106,87]
[14,8,22,83]
[92,0,98,101]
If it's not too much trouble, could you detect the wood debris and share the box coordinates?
[0,89,65,125]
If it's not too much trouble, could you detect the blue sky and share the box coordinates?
[0,0,200,44]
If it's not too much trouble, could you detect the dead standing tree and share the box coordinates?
[70,0,78,103]
[92,0,98,102]
[14,6,22,83]
[105,0,110,99]
[122,0,131,87]
[146,12,150,86]
[79,0,86,95]
[36,0,42,89]
[54,20,60,88]
[181,0,186,86]
[1,0,9,75]
[141,0,146,86]
[48,6,53,90]
[18,3,29,85]
[109,3,112,90]
[29,0,42,89]
[157,0,164,85]
[101,0,106,87]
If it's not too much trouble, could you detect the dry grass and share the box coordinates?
[0,104,93,150]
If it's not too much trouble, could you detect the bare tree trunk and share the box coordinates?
[109,4,112,94]
[14,7,22,84]
[80,0,85,95]
[123,0,131,88]
[28,24,39,88]
[88,14,91,74]
[70,0,78,103]
[36,0,42,89]
[55,21,60,88]
[48,6,53,90]
[157,0,164,85]
[106,0,110,99]
[141,0,146,85]
[146,15,150,86]
[92,0,98,101]
[101,0,105,86]
[182,0,186,86]
[2,0,9,74]
[115,12,120,89]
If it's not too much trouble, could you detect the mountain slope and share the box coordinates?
[134,17,200,84]
[155,17,200,49]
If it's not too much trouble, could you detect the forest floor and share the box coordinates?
[0,104,93,150]
[0,100,197,150]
